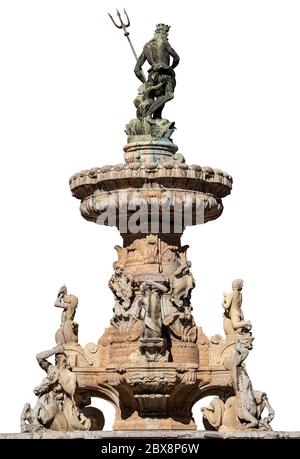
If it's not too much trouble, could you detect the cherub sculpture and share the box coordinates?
[54,285,78,345]
[222,279,252,336]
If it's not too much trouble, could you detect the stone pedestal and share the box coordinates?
[67,141,234,430]
[123,140,178,164]
[2,431,299,439]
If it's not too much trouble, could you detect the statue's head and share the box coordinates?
[154,23,170,38]
[232,279,244,291]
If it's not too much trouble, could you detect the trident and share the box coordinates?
[107,9,146,81]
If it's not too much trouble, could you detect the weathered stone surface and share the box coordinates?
[222,279,252,337]
[20,21,276,435]
[69,161,232,201]
[124,140,179,162]
[202,338,274,432]
[21,293,104,434]
[78,186,224,227]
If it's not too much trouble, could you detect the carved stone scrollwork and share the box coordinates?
[107,367,127,387]
[110,242,199,364]
[109,268,134,315]
[80,188,224,228]
[176,364,197,385]
[109,268,137,336]
[106,267,142,348]
[163,261,198,343]
[113,237,189,274]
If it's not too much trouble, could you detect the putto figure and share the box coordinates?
[54,285,79,345]
[222,279,252,336]
[134,23,180,119]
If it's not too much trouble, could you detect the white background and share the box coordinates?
[0,0,299,433]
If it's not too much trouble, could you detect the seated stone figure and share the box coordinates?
[222,279,252,336]
[54,285,79,345]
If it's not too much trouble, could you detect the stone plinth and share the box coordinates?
[123,140,178,164]
[2,431,300,439]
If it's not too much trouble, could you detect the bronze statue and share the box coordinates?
[134,24,179,119]
[108,15,180,139]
